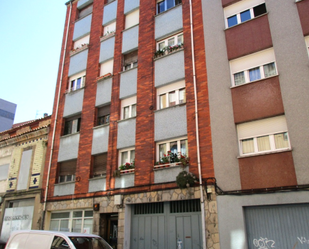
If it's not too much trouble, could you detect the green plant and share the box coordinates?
[119,162,135,170]
[156,151,189,165]
[176,171,197,189]
[113,169,121,177]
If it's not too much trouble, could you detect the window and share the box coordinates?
[225,1,266,28]
[230,48,277,86]
[103,21,116,36]
[157,33,183,51]
[157,0,182,14]
[68,71,86,92]
[121,96,137,120]
[237,116,291,156]
[125,9,139,29]
[119,148,135,166]
[0,164,9,181]
[92,153,107,177]
[305,36,309,57]
[64,116,81,135]
[78,4,93,19]
[58,160,77,183]
[73,35,90,50]
[97,105,110,126]
[50,210,93,234]
[123,50,138,71]
[100,59,114,77]
[157,137,188,162]
[157,80,186,109]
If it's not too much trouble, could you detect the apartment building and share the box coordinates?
[0,99,16,132]
[0,117,51,241]
[202,0,309,248]
[42,0,217,248]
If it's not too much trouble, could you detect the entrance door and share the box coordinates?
[131,199,202,249]
[100,213,118,249]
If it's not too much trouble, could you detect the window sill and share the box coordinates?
[89,175,107,180]
[105,0,116,6]
[230,74,279,89]
[120,65,138,73]
[100,32,115,42]
[70,44,89,56]
[237,148,292,159]
[55,181,75,186]
[122,24,139,33]
[93,123,110,130]
[61,132,80,138]
[117,116,136,123]
[154,102,186,112]
[120,168,135,174]
[154,46,184,60]
[154,162,186,170]
[224,13,268,30]
[96,73,112,82]
[65,86,85,94]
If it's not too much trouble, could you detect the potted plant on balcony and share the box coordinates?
[176,171,197,189]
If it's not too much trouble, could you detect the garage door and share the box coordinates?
[244,204,309,249]
[131,199,202,249]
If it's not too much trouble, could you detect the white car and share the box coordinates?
[5,230,113,249]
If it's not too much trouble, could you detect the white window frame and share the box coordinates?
[237,116,291,156]
[305,36,309,58]
[73,35,90,49]
[230,48,277,87]
[157,32,184,51]
[156,137,188,162]
[100,59,114,77]
[125,9,139,29]
[64,116,81,135]
[68,71,86,93]
[157,0,182,14]
[157,80,186,109]
[121,96,137,120]
[118,147,135,166]
[103,21,116,36]
[224,0,266,28]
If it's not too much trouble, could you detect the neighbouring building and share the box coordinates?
[0,99,17,132]
[42,0,217,249]
[202,0,309,248]
[0,116,51,241]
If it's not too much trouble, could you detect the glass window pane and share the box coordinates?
[234,72,245,86]
[72,219,82,233]
[166,0,174,10]
[180,139,188,156]
[73,211,83,218]
[159,41,165,50]
[123,106,129,119]
[160,94,167,109]
[85,211,93,217]
[50,220,60,231]
[83,219,93,234]
[253,3,267,17]
[159,144,166,159]
[241,138,254,154]
[60,220,70,232]
[76,77,81,89]
[257,136,271,151]
[249,67,261,81]
[170,141,178,154]
[240,9,251,22]
[121,151,128,165]
[177,34,183,44]
[130,150,135,164]
[168,37,175,46]
[158,1,165,14]
[71,80,76,90]
[274,132,289,149]
[169,91,176,106]
[263,62,276,78]
[51,212,70,219]
[227,15,237,27]
[179,88,186,104]
[131,104,137,117]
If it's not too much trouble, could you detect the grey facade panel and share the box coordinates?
[92,125,109,155]
[77,0,93,9]
[63,89,84,117]
[117,118,136,149]
[0,99,16,132]
[115,173,134,188]
[119,68,138,99]
[155,5,183,40]
[154,166,187,184]
[68,50,88,77]
[102,0,117,25]
[73,14,92,41]
[201,0,241,191]
[154,105,187,141]
[88,177,106,192]
[154,51,185,87]
[99,37,115,63]
[96,78,112,106]
[124,0,139,14]
[122,26,139,54]
[266,0,309,184]
[16,149,32,190]
[54,182,75,196]
[58,134,80,162]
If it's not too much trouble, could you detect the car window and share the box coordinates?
[51,236,70,249]
[69,237,111,249]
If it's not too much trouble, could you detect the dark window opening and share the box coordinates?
[78,4,93,19]
[97,106,110,126]
[123,50,138,71]
[92,153,107,178]
[253,3,267,17]
[64,116,81,135]
[157,0,182,14]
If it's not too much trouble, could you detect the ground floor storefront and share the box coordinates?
[217,191,309,249]
[44,186,220,249]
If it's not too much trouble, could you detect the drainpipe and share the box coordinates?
[41,1,73,229]
[189,0,207,248]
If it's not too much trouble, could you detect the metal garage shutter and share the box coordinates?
[244,204,309,249]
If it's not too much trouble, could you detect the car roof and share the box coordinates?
[10,230,101,238]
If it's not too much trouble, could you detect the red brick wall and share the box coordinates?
[225,15,272,60]
[297,0,309,36]
[231,76,284,123]
[239,151,297,189]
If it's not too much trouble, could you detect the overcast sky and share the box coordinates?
[0,1,67,123]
